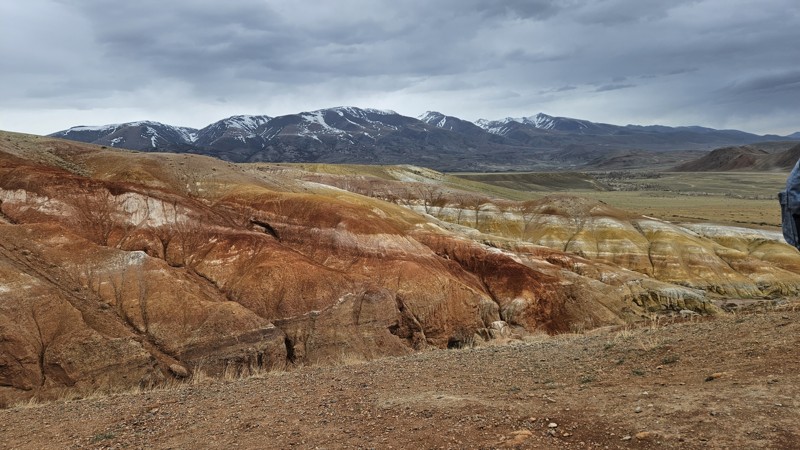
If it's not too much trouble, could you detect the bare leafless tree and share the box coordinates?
[416,185,447,216]
[459,196,491,230]
[511,200,541,240]
[73,188,117,246]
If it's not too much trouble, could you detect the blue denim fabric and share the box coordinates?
[781,159,800,248]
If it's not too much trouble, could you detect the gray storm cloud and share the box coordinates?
[1,0,798,135]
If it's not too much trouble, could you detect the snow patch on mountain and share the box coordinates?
[66,124,121,133]
[294,110,354,141]
[222,115,272,133]
[475,117,520,135]
[308,107,400,136]
[332,106,371,118]
[419,111,448,128]
[528,114,559,130]
[330,106,398,122]
[142,126,165,148]
[345,106,397,119]
[301,110,344,135]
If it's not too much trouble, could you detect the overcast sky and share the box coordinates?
[2,0,799,135]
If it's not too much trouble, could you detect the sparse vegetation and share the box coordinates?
[661,355,680,365]
[579,374,596,384]
[91,432,115,443]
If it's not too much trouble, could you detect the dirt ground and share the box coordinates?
[2,305,799,450]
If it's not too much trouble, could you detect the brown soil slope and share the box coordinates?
[674,143,800,171]
[1,306,798,449]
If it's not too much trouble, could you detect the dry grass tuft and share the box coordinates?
[9,396,43,410]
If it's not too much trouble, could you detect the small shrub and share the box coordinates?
[661,355,679,365]
[615,327,635,341]
[91,432,115,443]
[648,314,662,331]
[189,368,212,386]
[11,397,41,409]
[569,323,585,334]
[579,374,596,384]
[632,368,646,376]
[636,335,663,352]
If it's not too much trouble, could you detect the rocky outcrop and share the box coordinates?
[275,289,412,365]
[415,233,570,333]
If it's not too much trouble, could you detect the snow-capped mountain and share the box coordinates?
[232,106,476,165]
[476,113,617,136]
[195,107,410,145]
[196,107,426,161]
[196,115,272,142]
[51,120,198,151]
[418,111,450,128]
[193,115,270,147]
[418,111,491,138]
[49,107,800,171]
[264,107,412,143]
[188,115,272,161]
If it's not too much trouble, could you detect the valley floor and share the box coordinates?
[2,305,799,449]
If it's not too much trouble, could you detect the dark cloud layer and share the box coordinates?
[1,0,799,135]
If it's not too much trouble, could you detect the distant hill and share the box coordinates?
[50,108,800,171]
[674,142,800,171]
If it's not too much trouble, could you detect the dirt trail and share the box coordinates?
[2,307,799,449]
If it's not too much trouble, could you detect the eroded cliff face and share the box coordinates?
[1,132,798,404]
[417,195,800,301]
[518,197,800,299]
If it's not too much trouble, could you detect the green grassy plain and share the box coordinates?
[454,171,788,230]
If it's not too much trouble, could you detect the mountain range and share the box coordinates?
[50,107,800,171]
